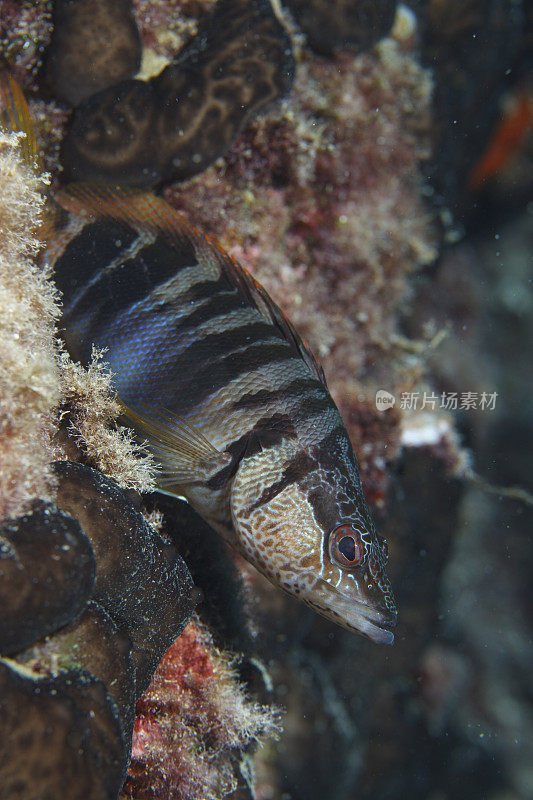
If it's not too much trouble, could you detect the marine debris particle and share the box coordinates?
[61,0,296,187]
[45,0,142,106]
[0,501,95,656]
[124,620,280,800]
[284,0,397,55]
[0,659,127,800]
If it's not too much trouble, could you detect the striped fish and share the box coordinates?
[47,185,397,643]
[0,71,397,642]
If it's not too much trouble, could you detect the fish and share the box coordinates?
[1,73,397,644]
[49,185,398,644]
[468,91,533,192]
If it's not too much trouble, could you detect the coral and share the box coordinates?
[123,619,280,800]
[60,0,295,186]
[58,348,157,492]
[0,130,59,519]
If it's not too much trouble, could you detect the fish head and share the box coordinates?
[230,436,397,643]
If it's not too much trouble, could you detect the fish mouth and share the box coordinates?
[338,598,397,645]
[313,585,398,644]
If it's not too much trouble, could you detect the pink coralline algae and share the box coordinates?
[0,1,52,85]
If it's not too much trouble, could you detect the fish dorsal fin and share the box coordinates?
[119,401,231,487]
[212,248,327,385]
[55,183,327,386]
[54,183,197,247]
[0,71,38,165]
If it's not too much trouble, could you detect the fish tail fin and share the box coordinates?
[0,71,38,167]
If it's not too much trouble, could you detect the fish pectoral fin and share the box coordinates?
[119,402,231,485]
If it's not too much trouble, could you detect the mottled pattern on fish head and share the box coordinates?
[230,429,397,643]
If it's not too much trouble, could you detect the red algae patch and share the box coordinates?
[124,620,279,800]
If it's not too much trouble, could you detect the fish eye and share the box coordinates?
[329,524,364,568]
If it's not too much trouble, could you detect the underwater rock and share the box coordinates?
[45,0,142,106]
[60,0,295,186]
[0,659,126,800]
[54,461,197,693]
[27,600,138,758]
[285,0,397,55]
[0,500,96,655]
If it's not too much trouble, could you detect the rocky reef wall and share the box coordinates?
[0,1,531,799]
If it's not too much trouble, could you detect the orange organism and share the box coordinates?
[468,92,533,191]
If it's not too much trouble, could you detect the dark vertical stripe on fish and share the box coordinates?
[163,321,282,378]
[291,393,337,423]
[174,342,299,413]
[170,290,248,337]
[54,220,138,302]
[248,451,317,511]
[232,377,325,410]
[206,412,299,489]
[312,424,360,475]
[175,274,238,308]
[141,235,198,286]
